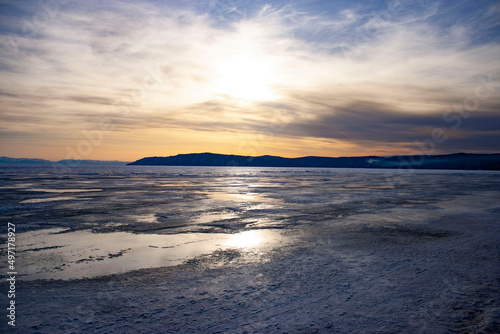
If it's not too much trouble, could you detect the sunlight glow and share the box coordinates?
[214,54,278,101]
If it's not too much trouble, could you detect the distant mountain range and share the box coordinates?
[0,157,128,166]
[128,152,500,170]
[4,153,499,170]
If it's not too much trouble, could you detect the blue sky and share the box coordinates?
[0,0,499,160]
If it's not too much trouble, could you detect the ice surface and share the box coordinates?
[13,228,284,280]
[0,166,499,333]
[19,196,80,204]
[25,188,103,193]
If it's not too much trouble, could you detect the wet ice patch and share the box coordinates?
[208,192,268,202]
[244,218,290,229]
[20,196,79,203]
[26,188,103,193]
[192,211,240,224]
[0,183,35,189]
[129,213,158,224]
[12,228,284,280]
[342,184,395,189]
[226,230,279,249]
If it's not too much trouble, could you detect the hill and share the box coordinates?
[0,157,128,166]
[127,152,500,170]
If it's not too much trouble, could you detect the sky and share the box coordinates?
[0,0,499,161]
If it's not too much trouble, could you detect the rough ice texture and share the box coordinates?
[0,166,499,333]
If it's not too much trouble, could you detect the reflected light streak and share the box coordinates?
[227,230,265,248]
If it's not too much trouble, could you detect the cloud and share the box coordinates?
[64,95,116,105]
[0,0,499,159]
[281,98,500,149]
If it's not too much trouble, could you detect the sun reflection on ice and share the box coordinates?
[227,230,274,249]
[208,192,267,202]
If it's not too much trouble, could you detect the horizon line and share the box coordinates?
[2,151,500,163]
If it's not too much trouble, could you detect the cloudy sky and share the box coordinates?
[0,0,499,161]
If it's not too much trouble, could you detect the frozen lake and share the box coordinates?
[0,166,499,333]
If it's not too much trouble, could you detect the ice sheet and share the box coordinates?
[0,166,499,333]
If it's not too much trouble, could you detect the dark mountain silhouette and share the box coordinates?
[0,157,128,166]
[128,152,500,170]
[0,157,51,165]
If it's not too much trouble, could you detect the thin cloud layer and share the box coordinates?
[0,0,499,159]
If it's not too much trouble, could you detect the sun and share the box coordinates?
[214,54,278,101]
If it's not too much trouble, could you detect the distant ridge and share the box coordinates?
[0,157,52,165]
[127,152,500,170]
[0,157,128,166]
